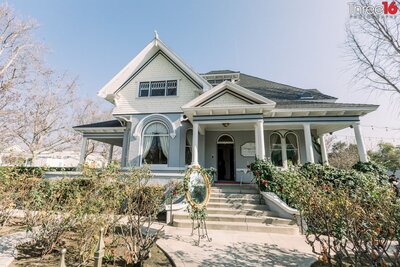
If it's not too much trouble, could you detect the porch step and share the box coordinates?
[207,202,266,210]
[209,197,264,205]
[211,188,258,194]
[172,184,298,234]
[173,219,298,234]
[206,207,278,217]
[174,212,294,225]
[210,192,261,200]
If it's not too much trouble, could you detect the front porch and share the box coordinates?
[188,114,368,183]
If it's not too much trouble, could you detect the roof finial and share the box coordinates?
[154,30,159,39]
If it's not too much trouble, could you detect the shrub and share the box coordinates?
[249,159,399,265]
[296,174,399,266]
[352,161,389,180]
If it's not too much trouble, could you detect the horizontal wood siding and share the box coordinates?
[113,53,200,115]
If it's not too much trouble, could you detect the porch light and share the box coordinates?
[222,123,230,127]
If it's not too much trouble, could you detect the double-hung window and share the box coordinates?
[139,80,177,97]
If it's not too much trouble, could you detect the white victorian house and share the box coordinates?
[74,34,378,182]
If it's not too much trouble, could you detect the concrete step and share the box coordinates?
[206,207,278,217]
[207,202,267,209]
[211,188,258,194]
[173,219,299,234]
[174,212,295,225]
[209,197,264,205]
[210,192,261,200]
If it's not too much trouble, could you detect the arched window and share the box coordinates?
[270,133,282,166]
[185,129,193,165]
[217,134,234,144]
[142,122,169,164]
[285,133,299,165]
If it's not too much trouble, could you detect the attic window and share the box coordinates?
[299,92,314,100]
[139,80,177,97]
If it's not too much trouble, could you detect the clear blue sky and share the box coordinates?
[8,0,400,148]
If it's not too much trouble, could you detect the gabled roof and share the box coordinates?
[98,34,212,102]
[182,81,276,110]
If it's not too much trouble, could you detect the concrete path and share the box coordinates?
[158,225,316,267]
[0,231,31,267]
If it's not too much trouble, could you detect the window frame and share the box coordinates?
[185,128,193,166]
[269,131,300,168]
[284,132,300,166]
[138,80,178,98]
[269,132,283,167]
[141,121,170,166]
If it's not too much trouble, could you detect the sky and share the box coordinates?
[8,0,400,149]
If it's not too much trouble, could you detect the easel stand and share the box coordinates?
[191,216,212,246]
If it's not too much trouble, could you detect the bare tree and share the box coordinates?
[346,0,400,100]
[7,70,77,164]
[73,98,114,162]
[0,3,42,149]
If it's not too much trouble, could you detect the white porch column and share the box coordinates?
[108,144,114,164]
[79,137,88,168]
[319,134,329,165]
[281,137,288,169]
[303,123,315,163]
[257,120,265,159]
[191,122,199,165]
[254,123,260,159]
[353,123,368,162]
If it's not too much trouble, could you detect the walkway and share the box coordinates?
[0,231,31,267]
[158,225,316,267]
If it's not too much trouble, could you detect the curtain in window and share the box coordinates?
[270,133,280,148]
[270,133,282,166]
[186,130,193,152]
[286,134,297,149]
[285,133,299,165]
[142,136,153,158]
[159,136,169,159]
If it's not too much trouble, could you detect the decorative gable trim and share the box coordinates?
[199,89,258,107]
[98,35,211,102]
[115,50,203,94]
[182,81,276,109]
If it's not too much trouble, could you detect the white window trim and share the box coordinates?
[137,79,180,98]
[269,131,300,168]
[284,132,301,165]
[217,133,235,144]
[185,128,193,166]
[269,132,283,167]
[140,121,170,166]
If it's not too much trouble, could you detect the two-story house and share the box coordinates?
[74,34,378,183]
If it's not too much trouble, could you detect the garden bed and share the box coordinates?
[10,229,173,267]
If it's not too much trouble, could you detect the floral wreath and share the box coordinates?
[183,165,211,220]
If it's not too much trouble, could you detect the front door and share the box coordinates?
[217,134,235,181]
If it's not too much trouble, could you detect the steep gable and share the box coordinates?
[98,34,211,104]
[113,52,204,114]
[201,90,257,107]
